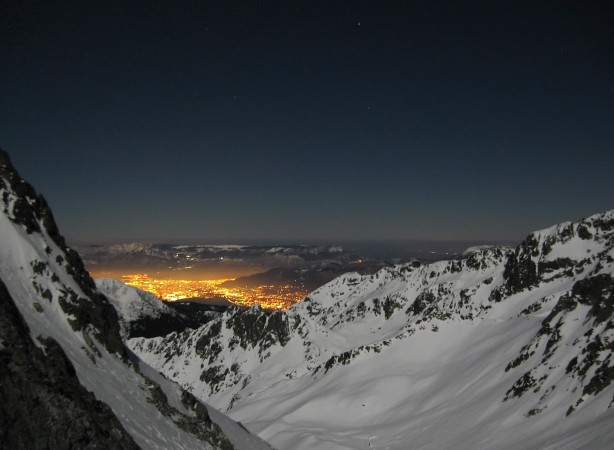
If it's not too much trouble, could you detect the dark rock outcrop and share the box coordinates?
[0,278,139,450]
[0,148,124,356]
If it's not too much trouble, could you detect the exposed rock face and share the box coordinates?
[0,279,138,450]
[0,148,124,356]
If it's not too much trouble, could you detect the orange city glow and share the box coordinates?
[118,273,307,310]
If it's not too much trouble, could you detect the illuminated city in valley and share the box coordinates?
[120,274,308,310]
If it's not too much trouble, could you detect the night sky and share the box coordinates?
[2,1,613,243]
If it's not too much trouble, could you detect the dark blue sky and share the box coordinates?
[2,1,613,243]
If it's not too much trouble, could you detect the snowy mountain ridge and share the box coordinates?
[128,210,614,449]
[0,149,272,450]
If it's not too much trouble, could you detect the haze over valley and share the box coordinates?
[76,240,511,309]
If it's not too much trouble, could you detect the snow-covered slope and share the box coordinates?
[130,211,614,449]
[96,278,177,324]
[0,149,272,450]
[95,278,223,340]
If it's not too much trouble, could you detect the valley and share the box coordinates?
[2,147,613,449]
[82,241,482,311]
[114,273,308,310]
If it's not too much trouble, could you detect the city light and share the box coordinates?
[120,274,307,310]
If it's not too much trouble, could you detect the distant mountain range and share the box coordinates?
[76,239,396,298]
[75,241,352,273]
[1,147,613,449]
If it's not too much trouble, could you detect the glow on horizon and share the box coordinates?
[105,273,307,310]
